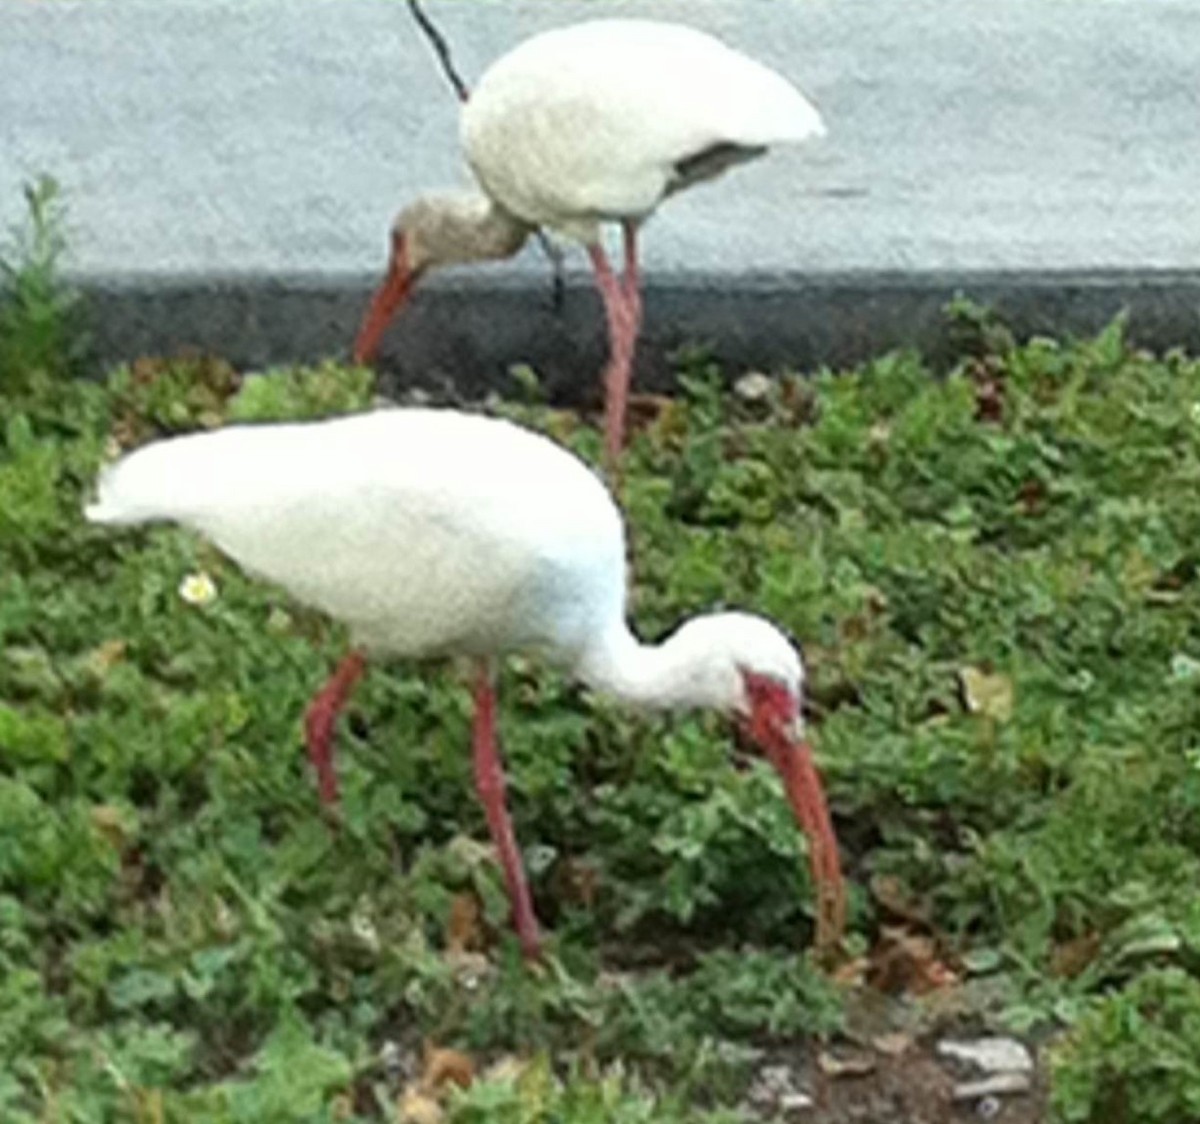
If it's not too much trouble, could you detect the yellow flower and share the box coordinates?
[178,572,217,607]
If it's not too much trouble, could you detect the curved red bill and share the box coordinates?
[771,737,846,954]
[743,671,846,956]
[352,235,418,365]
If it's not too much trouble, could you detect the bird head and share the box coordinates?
[670,611,845,948]
[352,194,530,365]
[662,611,803,722]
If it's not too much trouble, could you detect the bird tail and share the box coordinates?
[738,65,826,145]
[84,433,212,526]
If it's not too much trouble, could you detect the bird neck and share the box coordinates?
[412,192,532,271]
[576,623,716,712]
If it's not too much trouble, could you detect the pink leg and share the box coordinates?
[471,661,542,960]
[588,226,641,475]
[304,649,366,806]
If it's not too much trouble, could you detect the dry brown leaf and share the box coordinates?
[777,376,818,426]
[635,393,688,443]
[90,805,129,850]
[420,1046,475,1094]
[974,381,1004,424]
[481,1055,528,1084]
[1051,931,1102,979]
[1018,478,1047,515]
[968,357,1007,424]
[817,1049,876,1078]
[133,1088,164,1124]
[831,955,869,988]
[627,392,675,431]
[869,874,932,929]
[444,948,491,991]
[445,891,485,955]
[551,857,600,908]
[839,614,871,643]
[86,639,127,675]
[867,925,960,996]
[958,666,1015,722]
[396,1088,443,1124]
[872,1032,915,1057]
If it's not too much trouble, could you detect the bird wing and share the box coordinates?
[88,410,626,658]
[462,19,824,232]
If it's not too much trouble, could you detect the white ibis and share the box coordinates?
[86,409,844,955]
[353,19,825,469]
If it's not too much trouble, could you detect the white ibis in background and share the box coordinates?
[86,409,844,956]
[352,19,825,469]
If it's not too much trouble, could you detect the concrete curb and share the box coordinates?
[7,0,1200,390]
[75,270,1200,399]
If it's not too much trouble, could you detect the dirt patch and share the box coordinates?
[799,1043,1046,1124]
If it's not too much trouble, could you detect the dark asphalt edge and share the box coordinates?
[70,269,1200,402]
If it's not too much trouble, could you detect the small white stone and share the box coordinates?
[779,1091,815,1112]
[734,371,774,402]
[380,1040,404,1078]
[747,1064,793,1105]
[746,1062,815,1115]
[938,1037,1033,1074]
[446,949,490,991]
[952,1073,1033,1100]
[714,1040,766,1065]
[526,843,558,876]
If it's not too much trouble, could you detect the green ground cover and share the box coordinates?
[2,181,1200,1122]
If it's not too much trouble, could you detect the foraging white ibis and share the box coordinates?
[353,19,825,469]
[86,409,844,955]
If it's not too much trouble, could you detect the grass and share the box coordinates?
[3,183,1200,1122]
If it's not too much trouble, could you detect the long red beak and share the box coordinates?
[352,234,418,365]
[761,730,846,956]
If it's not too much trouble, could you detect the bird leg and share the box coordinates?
[621,219,642,332]
[588,228,642,476]
[534,228,566,312]
[304,649,366,806]
[471,661,542,960]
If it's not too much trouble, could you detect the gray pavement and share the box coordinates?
[3,0,1200,395]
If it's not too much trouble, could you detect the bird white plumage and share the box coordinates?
[86,409,797,707]
[87,407,845,956]
[462,19,826,240]
[353,19,826,468]
[88,410,621,661]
